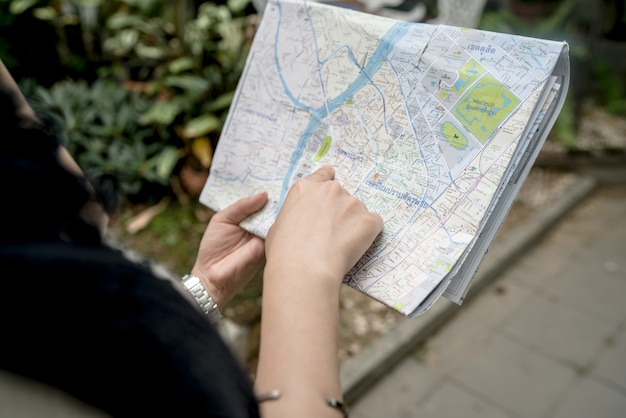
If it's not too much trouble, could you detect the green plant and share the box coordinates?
[2,0,111,82]
[550,94,577,149]
[478,0,585,148]
[102,0,253,174]
[2,0,256,204]
[592,58,626,117]
[33,78,179,201]
[479,0,578,39]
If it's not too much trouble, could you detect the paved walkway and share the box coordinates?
[346,182,626,418]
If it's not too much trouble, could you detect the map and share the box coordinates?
[199,0,570,317]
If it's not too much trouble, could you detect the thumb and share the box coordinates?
[216,191,268,224]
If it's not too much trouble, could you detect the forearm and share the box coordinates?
[254,165,383,417]
[255,262,344,418]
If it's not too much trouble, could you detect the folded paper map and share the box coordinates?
[199,0,570,317]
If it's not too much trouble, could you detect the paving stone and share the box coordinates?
[417,379,516,418]
[551,270,626,324]
[349,357,444,418]
[592,325,626,392]
[501,292,614,367]
[550,377,626,418]
[453,334,578,418]
[461,279,535,329]
[417,310,496,375]
[506,238,573,291]
[508,188,626,326]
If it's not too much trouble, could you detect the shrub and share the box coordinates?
[32,78,179,202]
[4,0,255,203]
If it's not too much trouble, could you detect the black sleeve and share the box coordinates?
[0,242,260,418]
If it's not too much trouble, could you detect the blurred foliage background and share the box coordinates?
[1,0,256,205]
[1,0,625,207]
[476,0,626,149]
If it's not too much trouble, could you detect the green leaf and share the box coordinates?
[182,114,220,138]
[9,0,38,15]
[552,97,577,149]
[139,101,181,125]
[32,6,57,20]
[34,86,53,107]
[135,44,165,60]
[103,30,139,56]
[107,14,144,30]
[72,0,104,7]
[536,0,576,36]
[168,57,196,74]
[214,4,232,22]
[164,74,209,94]
[153,147,180,180]
[205,91,234,112]
[227,0,250,14]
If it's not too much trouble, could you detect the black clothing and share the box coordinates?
[0,241,260,417]
[0,72,260,417]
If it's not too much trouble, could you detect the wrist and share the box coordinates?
[261,264,342,324]
[181,273,223,323]
[190,266,227,308]
[263,260,343,295]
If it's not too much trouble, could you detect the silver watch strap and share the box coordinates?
[181,274,222,323]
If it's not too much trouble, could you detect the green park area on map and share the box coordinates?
[453,73,522,143]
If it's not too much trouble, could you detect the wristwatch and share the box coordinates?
[181,274,222,323]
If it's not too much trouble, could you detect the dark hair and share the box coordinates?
[0,87,114,244]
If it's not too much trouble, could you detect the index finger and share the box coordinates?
[305,165,335,182]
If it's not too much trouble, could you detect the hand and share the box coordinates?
[191,192,268,307]
[265,165,383,290]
